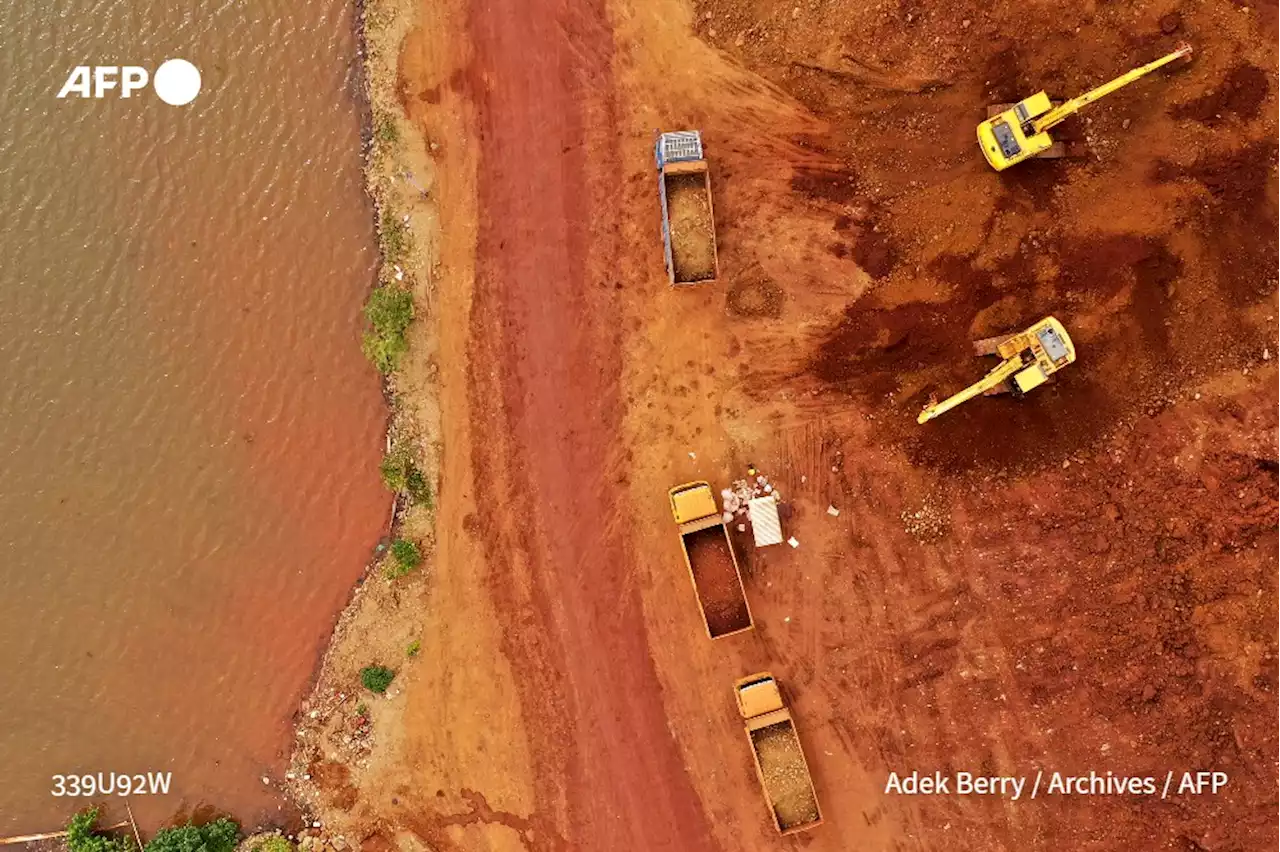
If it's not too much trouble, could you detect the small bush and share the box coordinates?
[355,701,369,718]
[406,639,421,658]
[361,285,413,374]
[251,837,294,852]
[392,538,422,569]
[145,819,240,852]
[67,809,136,852]
[361,665,395,694]
[405,466,434,508]
[379,445,433,507]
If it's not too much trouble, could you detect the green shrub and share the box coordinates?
[406,639,421,658]
[361,665,395,694]
[404,466,434,508]
[361,284,413,374]
[391,538,422,569]
[67,809,136,852]
[379,446,433,507]
[144,819,240,852]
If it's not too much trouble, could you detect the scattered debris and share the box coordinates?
[827,505,840,517]
[788,536,800,548]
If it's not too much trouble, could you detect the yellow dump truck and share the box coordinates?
[655,131,719,285]
[735,672,823,835]
[669,481,752,639]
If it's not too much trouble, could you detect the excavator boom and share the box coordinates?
[1034,44,1192,132]
[916,356,1022,424]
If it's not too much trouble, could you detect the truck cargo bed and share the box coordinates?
[749,720,822,833]
[663,171,717,284]
[683,525,751,637]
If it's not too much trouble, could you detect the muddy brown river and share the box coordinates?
[0,0,386,833]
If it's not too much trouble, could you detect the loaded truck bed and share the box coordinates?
[682,523,752,637]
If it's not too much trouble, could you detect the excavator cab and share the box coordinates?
[978,93,1057,170]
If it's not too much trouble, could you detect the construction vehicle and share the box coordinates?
[655,131,719,285]
[669,481,752,638]
[735,672,823,835]
[977,44,1192,171]
[917,316,1075,424]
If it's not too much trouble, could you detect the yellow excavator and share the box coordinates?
[917,317,1075,424]
[978,44,1192,171]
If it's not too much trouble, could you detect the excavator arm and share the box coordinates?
[917,356,1023,424]
[1034,44,1192,132]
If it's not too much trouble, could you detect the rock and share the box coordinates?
[1142,684,1157,702]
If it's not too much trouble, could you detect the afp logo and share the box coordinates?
[58,59,201,106]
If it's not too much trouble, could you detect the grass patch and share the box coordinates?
[379,209,411,266]
[361,665,395,694]
[361,284,413,374]
[374,112,399,146]
[406,639,421,658]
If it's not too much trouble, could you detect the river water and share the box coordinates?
[0,1,387,834]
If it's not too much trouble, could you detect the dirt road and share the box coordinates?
[301,0,1278,848]
[452,0,720,846]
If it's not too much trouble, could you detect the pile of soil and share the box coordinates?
[750,722,819,829]
[665,173,716,282]
[1170,62,1270,126]
[684,526,750,635]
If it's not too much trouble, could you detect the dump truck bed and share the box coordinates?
[656,131,718,285]
[746,713,822,834]
[681,519,752,638]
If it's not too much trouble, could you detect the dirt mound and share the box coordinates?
[726,275,785,318]
[1170,63,1270,125]
[1154,141,1279,304]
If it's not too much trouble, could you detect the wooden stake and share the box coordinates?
[0,823,128,846]
[124,801,144,851]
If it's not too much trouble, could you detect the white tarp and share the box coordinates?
[748,496,783,547]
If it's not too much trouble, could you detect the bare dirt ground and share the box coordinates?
[295,0,1278,849]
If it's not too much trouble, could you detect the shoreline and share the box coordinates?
[282,0,440,839]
